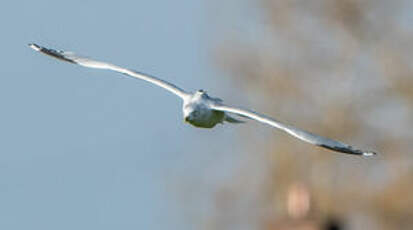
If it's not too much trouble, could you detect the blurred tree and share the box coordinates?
[211,0,413,229]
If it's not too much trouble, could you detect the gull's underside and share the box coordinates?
[29,43,377,157]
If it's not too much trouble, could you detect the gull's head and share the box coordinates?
[183,90,212,125]
[191,89,209,102]
[195,89,207,97]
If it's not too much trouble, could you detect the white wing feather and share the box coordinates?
[29,43,376,156]
[29,43,189,99]
[212,104,376,156]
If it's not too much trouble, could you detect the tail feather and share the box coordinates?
[225,114,245,123]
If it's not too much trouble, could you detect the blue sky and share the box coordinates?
[0,0,254,229]
[4,0,409,229]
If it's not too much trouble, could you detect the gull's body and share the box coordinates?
[183,91,226,128]
[29,43,376,157]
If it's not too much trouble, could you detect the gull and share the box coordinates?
[29,43,376,157]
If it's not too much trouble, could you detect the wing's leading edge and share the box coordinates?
[29,43,189,99]
[212,104,376,157]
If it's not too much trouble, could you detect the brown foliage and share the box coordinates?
[212,0,413,229]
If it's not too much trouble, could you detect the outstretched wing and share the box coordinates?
[29,43,189,99]
[212,104,376,156]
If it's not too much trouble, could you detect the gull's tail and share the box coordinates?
[224,114,245,124]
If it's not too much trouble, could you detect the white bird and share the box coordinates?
[29,43,376,157]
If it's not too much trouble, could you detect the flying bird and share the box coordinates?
[29,43,376,157]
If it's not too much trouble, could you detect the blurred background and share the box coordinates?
[211,0,413,229]
[1,0,412,229]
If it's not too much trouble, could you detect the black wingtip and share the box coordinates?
[28,43,76,64]
[318,144,377,157]
[28,43,41,51]
[362,151,377,157]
